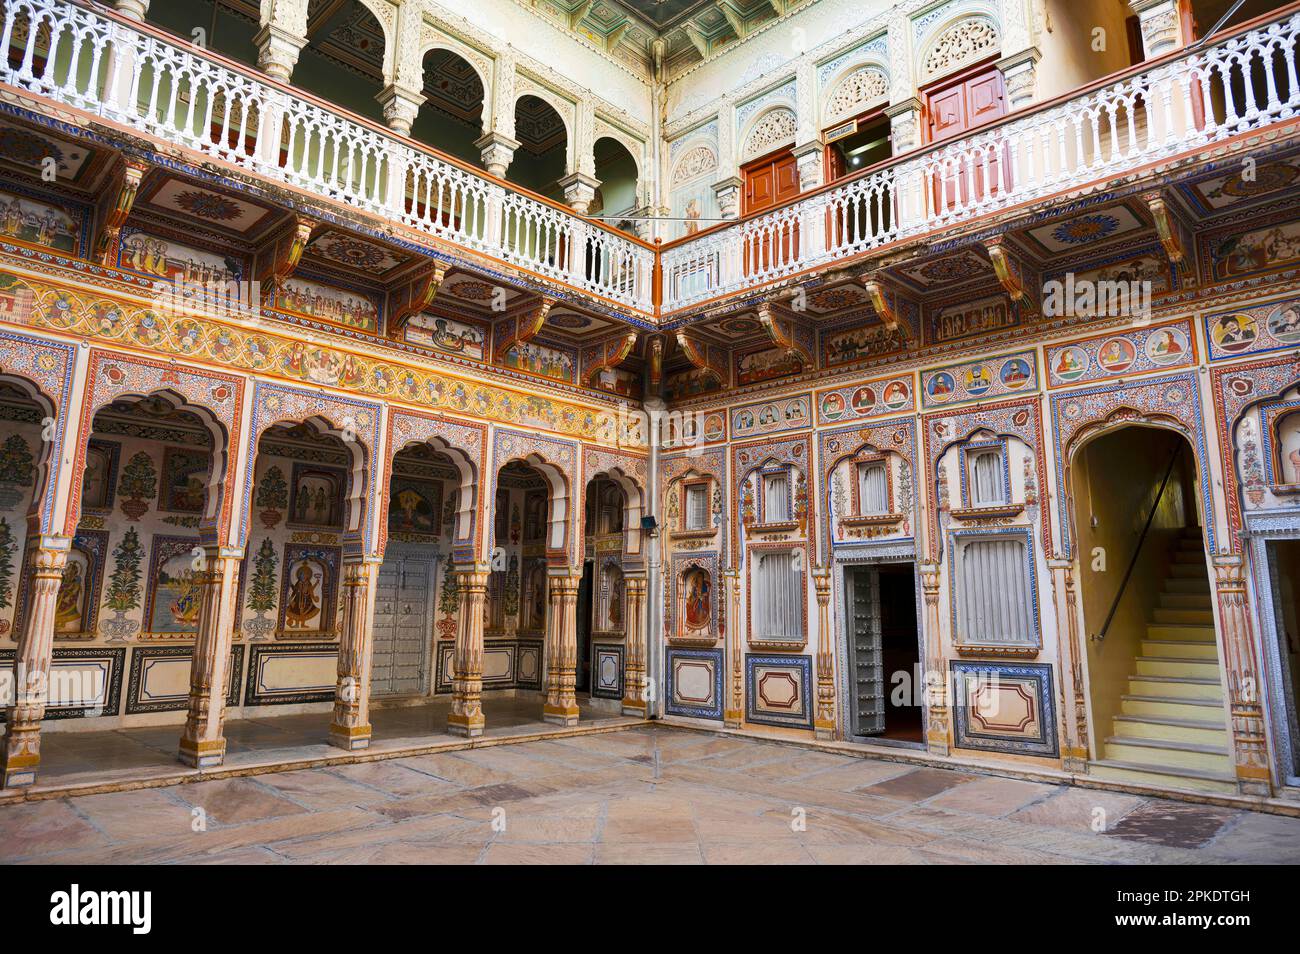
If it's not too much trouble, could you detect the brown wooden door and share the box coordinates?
[742,149,801,273]
[924,62,1008,210]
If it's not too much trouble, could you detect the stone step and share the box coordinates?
[1134,656,1221,679]
[1152,607,1215,625]
[1127,674,1223,700]
[1158,592,1213,609]
[1168,562,1208,578]
[1146,623,1216,642]
[1112,713,1229,746]
[1088,759,1238,795]
[1140,638,1219,660]
[1164,577,1212,594]
[1103,735,1233,773]
[1121,694,1226,720]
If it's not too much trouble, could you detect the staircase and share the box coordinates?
[1089,529,1237,794]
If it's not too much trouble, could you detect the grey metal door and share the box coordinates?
[848,567,885,736]
[371,550,433,696]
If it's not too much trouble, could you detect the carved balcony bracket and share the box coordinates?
[1144,190,1196,284]
[581,330,638,388]
[387,262,449,337]
[859,275,916,342]
[984,236,1040,316]
[493,296,555,363]
[94,158,151,265]
[256,216,317,295]
[675,329,728,386]
[756,301,814,369]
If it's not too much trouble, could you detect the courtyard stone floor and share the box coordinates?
[3,724,1299,864]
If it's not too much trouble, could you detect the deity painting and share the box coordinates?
[159,446,209,513]
[1097,337,1137,372]
[524,561,547,630]
[53,553,90,634]
[684,198,701,236]
[118,227,241,285]
[1209,313,1258,354]
[277,545,340,636]
[999,358,1032,389]
[405,313,486,361]
[1267,304,1300,344]
[0,193,79,253]
[820,392,846,420]
[681,567,711,634]
[1213,222,1300,279]
[1145,328,1189,365]
[1053,346,1088,382]
[882,381,909,409]
[388,478,442,535]
[81,440,119,511]
[145,536,204,634]
[502,340,576,383]
[288,464,344,529]
[275,277,379,333]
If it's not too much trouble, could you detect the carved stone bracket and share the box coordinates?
[859,274,915,341]
[94,158,151,265]
[756,301,814,368]
[1144,190,1196,284]
[675,329,728,385]
[581,330,638,388]
[984,235,1040,315]
[387,262,449,337]
[256,216,316,294]
[493,296,555,363]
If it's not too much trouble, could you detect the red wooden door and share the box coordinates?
[924,63,1008,210]
[742,150,801,273]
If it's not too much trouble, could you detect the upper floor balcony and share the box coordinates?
[2,0,1300,329]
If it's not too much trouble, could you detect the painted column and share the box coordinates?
[621,574,648,717]
[178,546,244,768]
[448,562,489,737]
[1048,558,1090,771]
[543,572,581,725]
[813,567,836,740]
[920,560,950,756]
[1,537,69,788]
[1213,555,1272,795]
[328,557,381,750]
[724,567,743,727]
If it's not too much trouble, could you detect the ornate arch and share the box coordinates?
[413,30,493,101]
[1050,373,1214,560]
[239,382,382,556]
[821,63,890,126]
[917,11,1001,83]
[731,435,812,563]
[739,105,797,163]
[384,409,487,562]
[670,139,718,188]
[0,328,75,535]
[69,351,245,543]
[817,416,917,564]
[583,447,648,566]
[490,429,579,566]
[513,80,576,170]
[594,124,645,182]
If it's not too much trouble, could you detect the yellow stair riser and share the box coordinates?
[1168,563,1208,578]
[1140,639,1219,659]
[1145,624,1216,641]
[1158,593,1213,609]
[1088,763,1238,795]
[1164,577,1212,593]
[1121,697,1225,720]
[1135,658,1221,678]
[1113,719,1229,746]
[1152,608,1215,625]
[1127,677,1223,700]
[1103,740,1233,772]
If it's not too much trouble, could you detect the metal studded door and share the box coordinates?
[848,566,885,737]
[371,549,433,697]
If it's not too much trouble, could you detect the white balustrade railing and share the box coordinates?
[662,9,1300,311]
[0,0,654,310]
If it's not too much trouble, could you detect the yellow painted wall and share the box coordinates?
[1036,0,1134,101]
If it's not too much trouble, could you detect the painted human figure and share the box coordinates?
[684,571,710,630]
[53,561,83,632]
[284,563,319,629]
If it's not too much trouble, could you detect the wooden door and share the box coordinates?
[847,566,885,737]
[741,149,801,273]
[924,62,1008,210]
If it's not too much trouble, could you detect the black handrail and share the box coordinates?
[1091,445,1181,643]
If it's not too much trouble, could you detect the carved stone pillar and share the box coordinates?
[1049,558,1090,771]
[885,98,922,153]
[998,49,1040,112]
[1213,555,1272,795]
[178,546,243,768]
[712,177,743,219]
[1129,0,1186,58]
[448,562,489,737]
[793,142,824,192]
[378,85,425,137]
[813,568,836,740]
[328,558,380,751]
[724,568,743,727]
[620,575,648,716]
[1,539,68,788]
[543,572,581,725]
[559,172,601,214]
[253,25,307,83]
[476,132,519,179]
[919,561,950,756]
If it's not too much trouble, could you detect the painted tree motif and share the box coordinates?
[102,526,143,642]
[256,465,288,528]
[119,451,157,521]
[246,538,279,615]
[504,554,520,617]
[0,434,34,485]
[0,516,15,611]
[438,552,459,614]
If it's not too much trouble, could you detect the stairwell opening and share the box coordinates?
[1070,426,1236,793]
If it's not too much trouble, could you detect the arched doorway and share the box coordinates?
[508,95,568,198]
[284,1,388,122]
[581,475,627,704]
[1069,424,1234,792]
[591,137,640,233]
[412,47,487,169]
